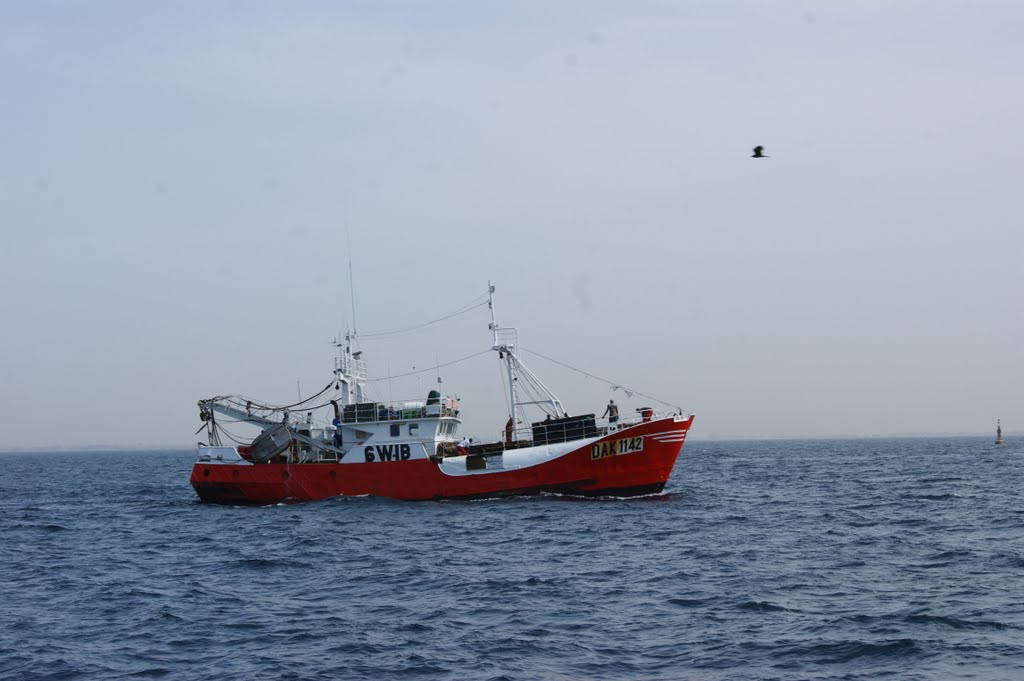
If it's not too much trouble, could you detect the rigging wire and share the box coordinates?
[520,345,687,413]
[207,419,254,445]
[210,346,485,415]
[232,380,336,413]
[357,294,489,339]
[221,394,343,417]
[519,377,548,414]
[365,349,491,382]
[202,290,491,419]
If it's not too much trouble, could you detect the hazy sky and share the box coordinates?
[2,1,1021,448]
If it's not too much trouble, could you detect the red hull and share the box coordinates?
[191,415,693,503]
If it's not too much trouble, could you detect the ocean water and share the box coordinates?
[1,437,1021,680]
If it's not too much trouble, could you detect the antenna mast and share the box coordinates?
[333,223,365,409]
[346,226,357,337]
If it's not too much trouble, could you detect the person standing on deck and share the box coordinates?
[603,399,619,425]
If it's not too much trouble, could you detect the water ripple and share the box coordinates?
[1,440,1023,679]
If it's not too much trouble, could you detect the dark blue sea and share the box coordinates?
[2,437,1022,680]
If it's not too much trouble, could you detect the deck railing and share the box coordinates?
[337,396,460,424]
[495,407,677,444]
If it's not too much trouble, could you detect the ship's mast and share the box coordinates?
[334,226,366,406]
[488,282,565,440]
[334,332,366,406]
[488,283,517,431]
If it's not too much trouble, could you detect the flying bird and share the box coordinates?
[751,146,769,158]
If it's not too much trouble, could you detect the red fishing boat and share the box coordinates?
[190,285,694,503]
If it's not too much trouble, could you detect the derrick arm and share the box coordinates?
[199,398,348,459]
[200,398,280,427]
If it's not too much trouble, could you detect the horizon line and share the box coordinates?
[0,431,1016,454]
